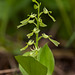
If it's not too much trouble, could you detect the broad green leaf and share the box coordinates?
[19,64,28,75]
[49,38,60,46]
[15,55,47,75]
[37,44,55,75]
[19,52,31,75]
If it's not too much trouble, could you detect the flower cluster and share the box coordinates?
[17,0,59,57]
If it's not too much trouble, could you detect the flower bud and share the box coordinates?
[49,11,52,14]
[43,7,48,14]
[33,28,40,33]
[30,13,37,18]
[42,33,49,38]
[27,32,33,38]
[28,40,34,45]
[32,0,36,2]
[28,19,35,23]
[34,4,38,9]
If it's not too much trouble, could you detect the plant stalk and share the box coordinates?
[36,4,40,48]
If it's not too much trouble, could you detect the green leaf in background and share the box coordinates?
[49,38,60,46]
[15,55,47,75]
[37,44,55,75]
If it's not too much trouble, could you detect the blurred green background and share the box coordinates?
[0,0,75,55]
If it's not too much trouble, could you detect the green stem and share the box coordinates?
[35,4,40,48]
[38,36,42,41]
[48,13,56,22]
